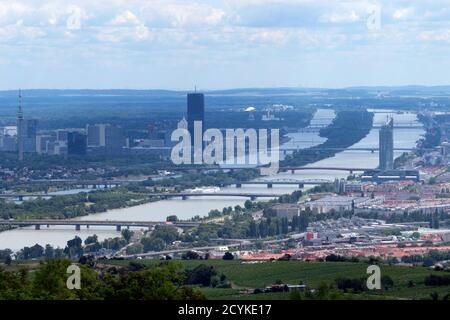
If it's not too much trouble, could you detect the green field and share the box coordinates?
[102,259,450,300]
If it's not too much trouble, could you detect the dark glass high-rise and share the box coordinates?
[187,93,205,145]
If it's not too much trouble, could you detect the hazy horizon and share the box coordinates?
[2,84,450,92]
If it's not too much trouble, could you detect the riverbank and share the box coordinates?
[282,110,374,167]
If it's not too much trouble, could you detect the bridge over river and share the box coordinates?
[146,192,284,201]
[0,219,200,231]
[0,180,331,200]
[235,179,332,188]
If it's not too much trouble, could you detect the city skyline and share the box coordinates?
[3,1,450,89]
[1,1,450,305]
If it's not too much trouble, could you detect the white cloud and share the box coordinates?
[0,20,45,41]
[140,2,227,28]
[393,7,415,20]
[320,10,360,23]
[418,29,450,42]
[0,2,32,25]
[112,10,141,25]
[4,0,450,89]
[99,10,151,42]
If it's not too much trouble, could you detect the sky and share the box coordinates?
[2,0,450,90]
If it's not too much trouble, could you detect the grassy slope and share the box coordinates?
[103,260,450,300]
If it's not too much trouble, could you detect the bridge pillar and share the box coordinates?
[35,224,40,230]
[116,225,122,232]
[236,183,242,188]
[75,224,81,231]
[291,169,295,174]
[18,196,23,201]
[182,195,188,200]
[46,224,50,228]
[299,183,304,188]
[93,184,97,189]
[86,225,90,229]
[350,170,353,174]
[267,183,273,189]
[250,196,257,201]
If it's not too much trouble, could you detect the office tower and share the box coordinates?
[67,131,87,155]
[86,124,124,154]
[104,124,125,153]
[187,93,205,144]
[56,129,68,142]
[0,127,17,152]
[17,90,24,161]
[87,124,105,147]
[379,118,394,170]
[22,119,38,153]
[36,135,56,154]
[0,135,17,152]
[334,178,346,195]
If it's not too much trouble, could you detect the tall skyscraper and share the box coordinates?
[67,131,87,155]
[187,93,205,144]
[17,90,24,161]
[22,119,38,153]
[379,118,394,170]
[104,124,125,154]
[87,124,106,147]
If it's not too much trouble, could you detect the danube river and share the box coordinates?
[0,110,425,250]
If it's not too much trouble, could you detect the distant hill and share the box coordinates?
[1,85,450,97]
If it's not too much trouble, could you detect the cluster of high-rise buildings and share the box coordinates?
[0,122,127,157]
[0,91,205,159]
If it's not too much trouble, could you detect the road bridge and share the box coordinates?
[297,124,423,132]
[25,179,142,187]
[279,167,373,174]
[0,193,57,200]
[0,219,200,231]
[278,147,416,153]
[235,179,332,188]
[146,192,283,201]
